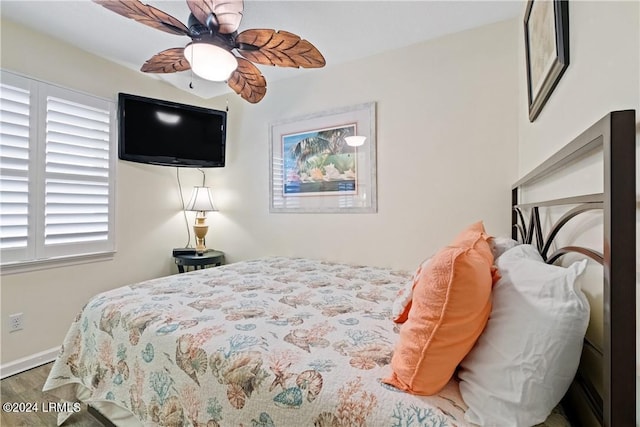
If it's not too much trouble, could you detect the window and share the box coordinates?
[0,71,116,271]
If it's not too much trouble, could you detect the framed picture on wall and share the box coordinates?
[269,102,377,213]
[524,0,569,122]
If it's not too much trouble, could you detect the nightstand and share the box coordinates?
[174,250,225,273]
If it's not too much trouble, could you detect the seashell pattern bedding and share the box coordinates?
[43,257,472,426]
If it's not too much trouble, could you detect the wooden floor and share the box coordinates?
[1,363,103,426]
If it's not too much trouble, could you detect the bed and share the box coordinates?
[43,110,636,426]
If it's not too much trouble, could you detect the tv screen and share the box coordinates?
[118,93,226,167]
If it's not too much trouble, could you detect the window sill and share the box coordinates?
[0,251,116,275]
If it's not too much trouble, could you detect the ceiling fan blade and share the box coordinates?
[93,0,189,36]
[228,58,267,103]
[186,0,243,34]
[236,29,326,68]
[141,48,191,73]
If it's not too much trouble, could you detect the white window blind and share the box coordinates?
[0,79,31,252]
[0,71,116,269]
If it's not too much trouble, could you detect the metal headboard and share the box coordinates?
[511,110,636,427]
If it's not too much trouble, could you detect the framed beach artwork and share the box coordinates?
[269,102,377,213]
[524,0,569,122]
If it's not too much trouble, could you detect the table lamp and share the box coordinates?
[185,186,217,255]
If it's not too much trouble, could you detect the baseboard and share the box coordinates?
[0,346,60,379]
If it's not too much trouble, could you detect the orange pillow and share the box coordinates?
[450,220,488,248]
[383,222,494,395]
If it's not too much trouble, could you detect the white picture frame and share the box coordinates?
[269,102,377,213]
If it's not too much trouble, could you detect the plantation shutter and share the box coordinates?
[0,74,34,262]
[43,90,112,256]
[0,70,115,267]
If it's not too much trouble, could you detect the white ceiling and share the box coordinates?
[1,0,524,99]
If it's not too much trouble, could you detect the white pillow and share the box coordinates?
[458,244,589,426]
[488,236,520,259]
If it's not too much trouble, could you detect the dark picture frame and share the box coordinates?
[524,0,569,122]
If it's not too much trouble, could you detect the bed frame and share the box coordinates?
[511,110,636,427]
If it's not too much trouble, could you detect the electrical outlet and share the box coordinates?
[9,313,23,332]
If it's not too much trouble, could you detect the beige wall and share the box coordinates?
[514,1,640,424]
[0,17,519,365]
[211,19,519,270]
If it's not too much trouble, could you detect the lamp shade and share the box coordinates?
[184,42,238,82]
[185,186,217,212]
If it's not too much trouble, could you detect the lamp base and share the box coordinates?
[193,217,209,255]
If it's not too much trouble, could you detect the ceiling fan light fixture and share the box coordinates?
[184,42,238,82]
[92,0,325,103]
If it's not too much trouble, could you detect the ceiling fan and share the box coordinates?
[93,0,326,103]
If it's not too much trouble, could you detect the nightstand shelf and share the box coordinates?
[173,250,225,273]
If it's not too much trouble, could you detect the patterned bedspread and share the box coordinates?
[44,257,471,427]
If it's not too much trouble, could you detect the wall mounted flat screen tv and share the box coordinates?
[118,93,226,167]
